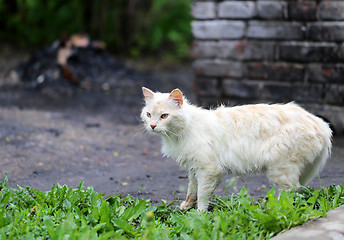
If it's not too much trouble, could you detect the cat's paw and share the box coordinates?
[180,195,196,210]
[180,201,190,210]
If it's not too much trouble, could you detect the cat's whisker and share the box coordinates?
[169,130,182,140]
[163,131,173,142]
[127,123,152,145]
[129,126,146,142]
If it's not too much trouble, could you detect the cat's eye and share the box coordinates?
[160,113,169,119]
[146,112,151,118]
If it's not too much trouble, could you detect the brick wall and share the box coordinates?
[191,0,344,135]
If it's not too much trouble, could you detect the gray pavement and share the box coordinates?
[273,205,344,240]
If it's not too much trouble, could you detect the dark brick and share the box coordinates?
[292,84,323,103]
[223,79,292,102]
[325,84,344,104]
[262,82,292,101]
[339,43,344,60]
[191,2,216,19]
[307,22,344,41]
[218,1,256,19]
[318,1,344,20]
[192,41,217,58]
[222,79,259,99]
[288,1,317,21]
[246,62,305,82]
[192,20,246,40]
[193,78,219,97]
[279,42,340,63]
[217,40,275,60]
[257,1,287,20]
[247,21,304,40]
[193,59,243,78]
[308,64,344,83]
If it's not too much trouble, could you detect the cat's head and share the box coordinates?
[141,87,185,136]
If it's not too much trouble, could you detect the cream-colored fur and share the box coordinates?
[141,87,332,211]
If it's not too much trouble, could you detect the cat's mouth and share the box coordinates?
[149,127,164,135]
[150,128,160,134]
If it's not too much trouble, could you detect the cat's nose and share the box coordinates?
[150,124,157,130]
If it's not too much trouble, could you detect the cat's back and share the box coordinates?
[213,102,331,139]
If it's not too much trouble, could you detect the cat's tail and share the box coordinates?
[299,136,332,186]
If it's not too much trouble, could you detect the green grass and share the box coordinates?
[0,174,343,240]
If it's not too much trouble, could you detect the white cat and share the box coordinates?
[141,87,332,211]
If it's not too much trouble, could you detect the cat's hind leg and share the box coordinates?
[180,171,197,210]
[266,163,301,196]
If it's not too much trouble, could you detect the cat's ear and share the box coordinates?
[142,87,154,102]
[169,89,183,107]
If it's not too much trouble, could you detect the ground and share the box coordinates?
[0,44,343,205]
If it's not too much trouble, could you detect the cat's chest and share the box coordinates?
[161,137,194,165]
[161,138,184,158]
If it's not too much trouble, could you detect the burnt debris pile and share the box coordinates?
[14,34,141,99]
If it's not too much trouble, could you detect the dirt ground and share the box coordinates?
[0,46,343,205]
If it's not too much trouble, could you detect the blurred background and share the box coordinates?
[0,0,196,120]
[0,0,192,60]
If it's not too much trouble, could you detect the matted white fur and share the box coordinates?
[141,87,332,211]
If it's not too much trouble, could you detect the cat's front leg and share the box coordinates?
[180,171,197,210]
[197,172,222,211]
